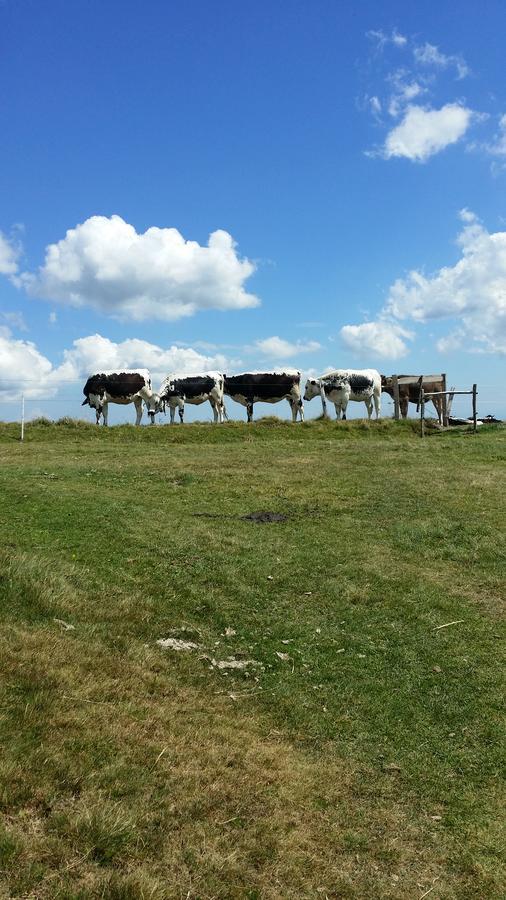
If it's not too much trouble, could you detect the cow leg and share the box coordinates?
[221,402,228,422]
[134,397,143,426]
[169,405,175,424]
[95,407,101,425]
[400,398,409,418]
[246,402,254,423]
[298,398,304,422]
[365,398,373,420]
[288,399,298,422]
[210,398,219,424]
[178,400,184,424]
[373,391,381,420]
[341,399,348,421]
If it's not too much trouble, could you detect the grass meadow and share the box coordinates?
[0,418,504,899]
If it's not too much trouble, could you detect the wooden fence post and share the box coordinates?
[392,374,400,420]
[419,380,425,438]
[472,384,477,433]
[447,388,455,418]
[441,373,448,427]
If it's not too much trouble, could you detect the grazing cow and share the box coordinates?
[156,372,225,424]
[304,369,381,420]
[381,376,444,423]
[82,370,157,425]
[224,371,304,422]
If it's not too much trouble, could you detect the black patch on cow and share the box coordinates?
[224,373,299,402]
[241,510,288,523]
[83,372,146,400]
[348,374,373,393]
[161,375,215,401]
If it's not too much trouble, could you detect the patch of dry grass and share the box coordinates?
[0,421,504,898]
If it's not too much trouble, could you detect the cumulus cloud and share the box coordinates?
[339,212,506,358]
[0,332,55,399]
[21,215,259,321]
[254,336,322,359]
[0,332,237,401]
[413,42,469,80]
[362,32,478,162]
[381,103,473,161]
[339,321,413,359]
[384,213,506,353]
[0,232,21,275]
[59,334,235,388]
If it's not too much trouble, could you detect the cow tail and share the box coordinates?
[319,380,328,418]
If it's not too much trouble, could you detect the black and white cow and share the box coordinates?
[156,372,225,424]
[304,369,381,420]
[224,371,304,422]
[82,370,157,425]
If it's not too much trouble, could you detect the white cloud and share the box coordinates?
[22,215,259,321]
[254,336,322,359]
[413,42,469,80]
[339,321,413,359]
[0,333,54,399]
[386,71,427,117]
[0,232,21,275]
[0,332,237,401]
[1,310,27,331]
[381,103,473,161]
[60,334,234,388]
[367,29,407,52]
[385,214,506,354]
[49,311,57,324]
[470,113,506,159]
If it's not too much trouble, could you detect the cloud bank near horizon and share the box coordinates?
[341,211,506,358]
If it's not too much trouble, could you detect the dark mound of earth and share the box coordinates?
[241,511,288,523]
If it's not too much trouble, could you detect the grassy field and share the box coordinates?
[0,418,504,899]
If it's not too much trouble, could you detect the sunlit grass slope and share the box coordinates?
[0,419,504,898]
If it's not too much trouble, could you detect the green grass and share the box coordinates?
[0,419,504,898]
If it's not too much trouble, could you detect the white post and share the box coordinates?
[21,394,25,442]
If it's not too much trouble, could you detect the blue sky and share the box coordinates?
[1,0,505,422]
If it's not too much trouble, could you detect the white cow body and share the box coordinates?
[156,372,225,424]
[304,369,382,420]
[82,370,157,425]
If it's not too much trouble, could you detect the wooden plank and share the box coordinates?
[416,375,424,412]
[392,374,400,420]
[447,387,456,417]
[442,373,448,427]
[396,374,444,386]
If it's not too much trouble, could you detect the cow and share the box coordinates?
[156,372,225,424]
[224,371,304,423]
[381,376,444,423]
[82,370,157,426]
[303,369,382,420]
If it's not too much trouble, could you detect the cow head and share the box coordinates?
[145,393,165,424]
[303,378,321,401]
